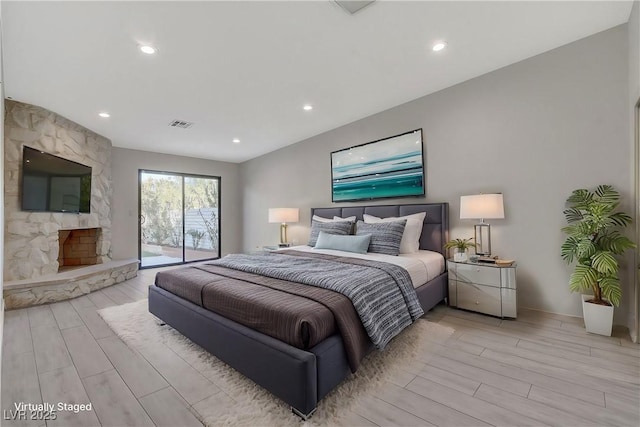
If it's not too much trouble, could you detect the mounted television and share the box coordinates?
[331,129,425,202]
[21,146,92,213]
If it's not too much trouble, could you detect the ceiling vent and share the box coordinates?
[168,119,194,129]
[334,1,376,15]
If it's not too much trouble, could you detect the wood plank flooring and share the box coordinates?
[2,267,639,427]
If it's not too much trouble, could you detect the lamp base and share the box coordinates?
[280,223,288,245]
[474,223,492,256]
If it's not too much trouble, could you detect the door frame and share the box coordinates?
[634,99,640,343]
[138,169,222,269]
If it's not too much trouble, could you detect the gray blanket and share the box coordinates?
[212,250,424,349]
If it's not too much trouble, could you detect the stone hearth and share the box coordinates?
[3,259,139,309]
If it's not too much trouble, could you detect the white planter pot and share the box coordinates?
[581,294,614,336]
[453,250,468,262]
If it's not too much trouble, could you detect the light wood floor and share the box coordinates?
[2,267,639,427]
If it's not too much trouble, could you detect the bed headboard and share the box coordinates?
[311,203,449,256]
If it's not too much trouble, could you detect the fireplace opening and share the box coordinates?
[58,228,101,272]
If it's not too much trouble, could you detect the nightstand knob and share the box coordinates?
[476,268,480,272]
[475,301,480,305]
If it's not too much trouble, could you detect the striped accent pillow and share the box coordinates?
[355,220,407,256]
[308,220,353,247]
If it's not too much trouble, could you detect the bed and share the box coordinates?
[148,202,449,419]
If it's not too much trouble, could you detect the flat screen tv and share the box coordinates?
[331,129,425,202]
[21,146,92,213]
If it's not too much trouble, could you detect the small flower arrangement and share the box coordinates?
[444,238,477,262]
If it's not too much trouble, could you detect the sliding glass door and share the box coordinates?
[139,170,220,268]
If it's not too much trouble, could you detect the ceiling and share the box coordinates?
[2,1,634,163]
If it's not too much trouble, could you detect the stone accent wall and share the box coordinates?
[4,100,112,280]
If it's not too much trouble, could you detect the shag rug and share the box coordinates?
[99,300,454,426]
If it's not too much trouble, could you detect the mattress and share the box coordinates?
[281,245,445,288]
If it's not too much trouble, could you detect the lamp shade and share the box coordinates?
[460,194,504,219]
[268,208,299,223]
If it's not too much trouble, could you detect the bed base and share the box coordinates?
[148,271,447,418]
[149,285,339,416]
[292,407,317,420]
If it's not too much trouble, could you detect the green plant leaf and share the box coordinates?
[576,239,596,259]
[576,221,596,237]
[569,265,598,293]
[443,238,477,250]
[594,185,620,204]
[591,251,618,275]
[563,208,584,223]
[598,232,637,254]
[562,223,593,238]
[566,189,592,207]
[561,237,579,263]
[599,276,622,307]
[608,212,633,227]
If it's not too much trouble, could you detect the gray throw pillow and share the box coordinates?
[355,220,407,256]
[308,220,353,246]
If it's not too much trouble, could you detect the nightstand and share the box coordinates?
[447,260,517,318]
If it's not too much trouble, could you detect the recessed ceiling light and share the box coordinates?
[98,112,110,118]
[432,42,447,52]
[232,138,240,144]
[140,45,157,55]
[303,105,313,111]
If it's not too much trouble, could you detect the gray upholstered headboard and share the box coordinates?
[311,203,449,256]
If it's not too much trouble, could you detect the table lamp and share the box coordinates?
[459,194,504,256]
[268,208,299,246]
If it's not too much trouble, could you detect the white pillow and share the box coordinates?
[312,215,356,223]
[363,212,426,254]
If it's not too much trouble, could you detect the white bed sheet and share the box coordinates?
[282,245,445,288]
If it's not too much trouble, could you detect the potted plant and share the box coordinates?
[444,238,477,262]
[561,185,636,336]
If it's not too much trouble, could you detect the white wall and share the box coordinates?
[110,147,242,260]
[0,0,5,386]
[631,1,640,96]
[240,25,631,322]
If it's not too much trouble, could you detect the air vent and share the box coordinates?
[168,119,194,129]
[334,1,376,15]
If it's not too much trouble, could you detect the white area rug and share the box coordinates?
[99,300,454,426]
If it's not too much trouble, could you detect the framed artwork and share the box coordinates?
[331,129,424,202]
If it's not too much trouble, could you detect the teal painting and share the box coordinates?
[331,129,424,202]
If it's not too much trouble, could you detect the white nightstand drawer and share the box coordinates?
[454,263,501,287]
[456,282,502,317]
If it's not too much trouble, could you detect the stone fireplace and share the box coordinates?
[58,228,102,270]
[3,100,138,310]
[4,100,112,281]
